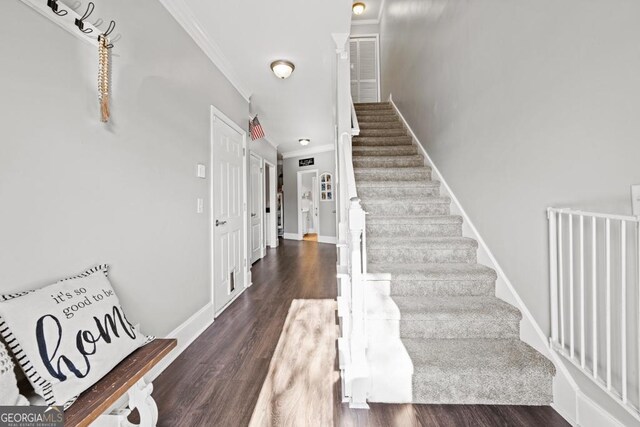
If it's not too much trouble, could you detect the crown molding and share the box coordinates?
[351,19,380,26]
[265,137,279,150]
[281,144,335,159]
[158,0,251,102]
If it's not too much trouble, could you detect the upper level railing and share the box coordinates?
[548,207,640,421]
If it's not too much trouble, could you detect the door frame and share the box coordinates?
[264,159,278,249]
[210,104,248,316]
[349,34,381,102]
[296,169,320,240]
[250,152,265,263]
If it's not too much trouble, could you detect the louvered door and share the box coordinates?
[350,37,379,103]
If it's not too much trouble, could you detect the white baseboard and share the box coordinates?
[145,302,216,383]
[283,232,301,240]
[576,391,626,427]
[388,94,593,426]
[318,235,337,244]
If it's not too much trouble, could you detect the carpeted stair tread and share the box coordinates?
[356,180,440,189]
[368,236,477,249]
[368,262,496,281]
[353,155,424,168]
[359,129,407,137]
[393,296,521,322]
[356,108,397,116]
[355,102,392,109]
[356,114,400,122]
[353,136,413,146]
[360,194,448,203]
[408,337,554,404]
[354,168,431,182]
[367,215,461,225]
[358,121,405,129]
[352,145,419,156]
[405,338,555,377]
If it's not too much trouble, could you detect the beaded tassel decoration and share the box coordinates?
[98,34,110,122]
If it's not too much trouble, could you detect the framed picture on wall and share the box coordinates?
[320,173,333,201]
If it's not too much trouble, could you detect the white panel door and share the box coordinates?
[213,116,245,314]
[250,154,263,264]
[350,37,380,103]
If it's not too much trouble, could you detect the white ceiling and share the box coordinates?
[180,0,351,154]
[352,0,384,22]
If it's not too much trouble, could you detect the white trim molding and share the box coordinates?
[283,232,301,240]
[281,144,335,159]
[158,0,251,102]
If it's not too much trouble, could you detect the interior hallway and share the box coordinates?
[151,240,569,426]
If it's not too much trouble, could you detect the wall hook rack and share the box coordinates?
[74,2,95,33]
[46,0,67,16]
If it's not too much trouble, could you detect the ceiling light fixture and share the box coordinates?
[270,60,295,79]
[352,2,366,15]
[299,138,310,146]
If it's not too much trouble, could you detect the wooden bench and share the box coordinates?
[64,339,177,427]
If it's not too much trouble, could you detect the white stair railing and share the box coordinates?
[548,208,640,420]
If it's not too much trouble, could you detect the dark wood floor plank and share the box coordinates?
[152,239,569,427]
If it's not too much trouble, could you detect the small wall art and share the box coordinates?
[320,173,333,201]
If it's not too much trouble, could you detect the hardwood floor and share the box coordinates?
[152,239,569,427]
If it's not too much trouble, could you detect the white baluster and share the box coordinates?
[606,217,612,390]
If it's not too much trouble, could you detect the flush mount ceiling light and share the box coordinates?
[352,2,366,15]
[270,60,295,79]
[299,138,310,146]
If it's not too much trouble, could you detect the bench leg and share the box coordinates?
[121,378,158,427]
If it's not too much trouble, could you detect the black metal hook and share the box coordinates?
[99,21,116,48]
[46,0,68,16]
[74,2,95,33]
[102,20,116,48]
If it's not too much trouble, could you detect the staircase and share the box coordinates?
[353,102,555,405]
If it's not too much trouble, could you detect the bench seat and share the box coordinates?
[64,338,177,427]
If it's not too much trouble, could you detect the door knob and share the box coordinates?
[251,213,257,217]
[216,219,227,226]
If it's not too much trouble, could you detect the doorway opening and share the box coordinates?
[349,34,380,103]
[264,160,277,250]
[297,169,320,241]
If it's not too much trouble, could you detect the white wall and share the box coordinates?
[380,1,640,424]
[0,0,248,336]
[350,22,380,36]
